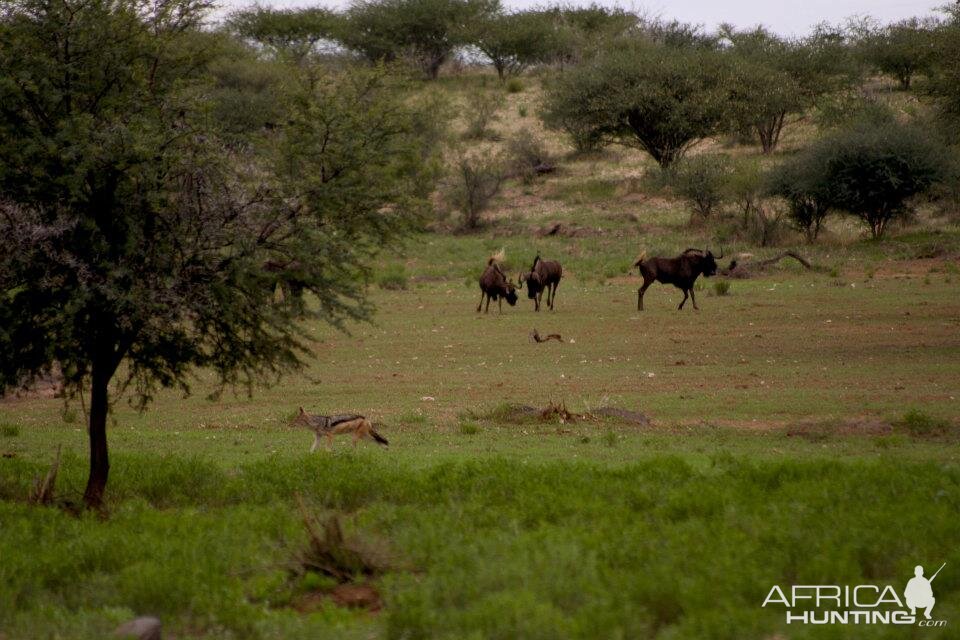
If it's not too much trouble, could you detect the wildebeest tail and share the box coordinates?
[487,248,506,266]
[370,428,389,446]
[633,251,647,267]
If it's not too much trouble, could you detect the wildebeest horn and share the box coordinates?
[683,248,703,255]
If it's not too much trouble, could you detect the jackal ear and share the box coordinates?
[298,406,305,414]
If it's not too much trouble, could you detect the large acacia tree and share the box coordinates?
[340,0,498,79]
[470,10,553,80]
[723,25,857,154]
[0,0,437,507]
[227,6,342,64]
[542,41,732,166]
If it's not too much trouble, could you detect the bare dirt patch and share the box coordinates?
[785,418,893,442]
[294,582,383,614]
[474,402,651,427]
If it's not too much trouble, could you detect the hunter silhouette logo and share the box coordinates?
[905,563,944,620]
[763,563,947,627]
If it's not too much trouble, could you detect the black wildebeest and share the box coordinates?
[518,255,563,311]
[477,253,518,313]
[634,248,722,311]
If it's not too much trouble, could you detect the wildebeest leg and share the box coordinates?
[477,291,485,313]
[485,295,491,313]
[690,287,698,310]
[678,289,689,310]
[638,280,652,311]
[550,282,558,310]
[535,291,541,312]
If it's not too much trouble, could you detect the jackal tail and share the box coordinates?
[370,427,389,446]
[633,251,647,267]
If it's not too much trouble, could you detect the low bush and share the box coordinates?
[668,154,733,221]
[894,409,951,437]
[505,130,554,184]
[801,120,949,239]
[458,420,481,435]
[446,152,506,229]
[463,90,505,140]
[376,264,409,290]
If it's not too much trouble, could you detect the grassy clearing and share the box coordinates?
[2,265,958,638]
[2,71,960,640]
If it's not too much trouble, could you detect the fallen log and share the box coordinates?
[724,251,814,278]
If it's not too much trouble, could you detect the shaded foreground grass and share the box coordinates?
[1,451,958,639]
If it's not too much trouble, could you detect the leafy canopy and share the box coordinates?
[0,0,440,505]
[543,40,732,166]
[802,121,949,239]
[340,0,498,78]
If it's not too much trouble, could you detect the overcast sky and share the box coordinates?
[213,0,943,36]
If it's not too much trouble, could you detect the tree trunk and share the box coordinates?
[83,359,111,509]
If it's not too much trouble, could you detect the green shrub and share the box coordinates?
[505,129,554,184]
[376,263,409,290]
[505,78,524,93]
[446,151,506,229]
[459,420,481,435]
[713,280,730,296]
[765,154,831,244]
[1,424,19,438]
[602,430,618,447]
[668,154,732,220]
[894,409,950,437]
[801,120,950,239]
[517,104,528,118]
[463,90,505,140]
[61,406,78,424]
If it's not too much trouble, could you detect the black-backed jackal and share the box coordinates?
[290,407,389,451]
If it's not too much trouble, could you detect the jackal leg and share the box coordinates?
[310,432,321,453]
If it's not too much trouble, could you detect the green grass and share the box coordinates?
[2,263,958,637]
[375,263,409,290]
[1,452,958,639]
[2,79,960,635]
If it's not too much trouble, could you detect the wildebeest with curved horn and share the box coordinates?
[633,247,722,311]
[477,250,518,313]
[518,254,562,311]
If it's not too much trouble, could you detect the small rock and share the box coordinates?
[114,617,161,640]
